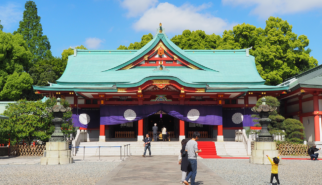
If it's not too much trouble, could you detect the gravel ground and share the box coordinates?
[0,162,120,185]
[201,159,322,185]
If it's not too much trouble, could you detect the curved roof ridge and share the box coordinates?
[101,33,218,72]
[161,36,218,71]
[101,35,160,72]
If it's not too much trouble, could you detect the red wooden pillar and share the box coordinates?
[299,95,303,123]
[179,120,185,140]
[313,93,320,141]
[99,125,105,142]
[138,119,144,141]
[217,125,223,141]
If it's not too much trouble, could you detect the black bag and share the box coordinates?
[182,150,187,157]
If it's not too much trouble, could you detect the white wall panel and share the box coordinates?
[303,116,315,142]
[238,99,244,104]
[287,104,299,113]
[302,100,314,113]
[78,98,85,104]
[65,96,74,105]
[248,96,257,104]
[319,99,322,111]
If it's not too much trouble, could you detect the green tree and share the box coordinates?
[14,1,52,62]
[2,100,54,145]
[251,96,285,130]
[117,33,153,50]
[283,118,305,143]
[0,72,33,100]
[29,57,66,86]
[171,30,220,50]
[61,45,87,62]
[252,17,318,85]
[0,20,3,31]
[2,97,74,145]
[0,31,34,101]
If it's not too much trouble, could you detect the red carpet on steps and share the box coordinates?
[197,141,221,158]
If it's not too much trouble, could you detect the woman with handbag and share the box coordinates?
[180,138,191,184]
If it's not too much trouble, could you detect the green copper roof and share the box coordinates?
[34,31,287,92]
[278,64,322,91]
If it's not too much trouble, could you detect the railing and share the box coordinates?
[72,129,85,156]
[235,129,251,156]
[188,131,208,138]
[115,131,135,138]
[71,144,131,160]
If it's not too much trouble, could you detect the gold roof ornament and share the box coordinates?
[117,88,127,92]
[181,87,185,93]
[159,23,162,33]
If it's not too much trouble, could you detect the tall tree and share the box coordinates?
[14,1,52,62]
[0,31,34,101]
[0,20,3,31]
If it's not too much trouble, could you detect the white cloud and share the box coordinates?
[85,38,103,49]
[121,0,158,17]
[133,3,235,34]
[0,3,22,29]
[222,0,322,19]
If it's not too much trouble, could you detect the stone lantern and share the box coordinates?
[250,97,280,164]
[251,97,276,142]
[41,98,73,165]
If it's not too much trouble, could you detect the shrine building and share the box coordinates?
[34,24,291,142]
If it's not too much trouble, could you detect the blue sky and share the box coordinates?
[0,0,322,64]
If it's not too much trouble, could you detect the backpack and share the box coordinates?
[308,147,312,155]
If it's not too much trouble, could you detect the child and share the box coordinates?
[266,154,280,185]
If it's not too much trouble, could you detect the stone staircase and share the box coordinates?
[74,141,182,157]
[215,142,248,156]
[74,141,248,157]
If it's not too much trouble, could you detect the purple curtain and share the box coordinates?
[222,108,256,127]
[243,107,257,127]
[100,104,222,126]
[72,108,100,128]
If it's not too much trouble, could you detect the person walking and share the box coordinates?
[142,134,152,157]
[308,145,321,160]
[162,126,167,141]
[183,132,201,185]
[179,138,191,184]
[152,123,158,142]
[266,154,280,185]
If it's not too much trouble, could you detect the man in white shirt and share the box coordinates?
[183,132,201,185]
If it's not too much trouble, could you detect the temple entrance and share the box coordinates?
[146,112,179,141]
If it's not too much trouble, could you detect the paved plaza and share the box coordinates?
[201,158,322,185]
[96,156,229,185]
[0,155,322,185]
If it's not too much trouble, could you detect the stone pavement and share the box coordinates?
[96,156,230,185]
[0,156,124,165]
